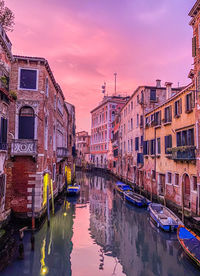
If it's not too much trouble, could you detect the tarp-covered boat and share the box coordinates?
[177,225,200,267]
[66,184,80,196]
[124,191,148,207]
[115,181,131,194]
[149,203,182,232]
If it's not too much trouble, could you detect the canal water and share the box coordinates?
[1,171,200,276]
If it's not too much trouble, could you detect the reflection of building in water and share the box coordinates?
[112,195,195,276]
[76,171,90,204]
[21,203,75,276]
[89,175,115,253]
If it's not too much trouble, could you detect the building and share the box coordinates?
[90,95,129,168]
[65,101,76,177]
[5,55,73,218]
[0,25,13,224]
[76,131,90,167]
[119,81,182,183]
[143,83,197,214]
[189,0,200,217]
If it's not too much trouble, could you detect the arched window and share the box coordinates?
[19,106,34,139]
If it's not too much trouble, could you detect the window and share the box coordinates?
[137,114,139,127]
[185,93,194,112]
[174,99,182,117]
[192,36,197,57]
[131,118,133,130]
[19,106,34,139]
[150,89,156,101]
[165,135,172,154]
[192,176,197,191]
[164,106,172,123]
[143,141,149,155]
[175,173,179,186]
[137,95,139,104]
[54,95,57,110]
[145,117,149,127]
[44,116,48,150]
[176,128,194,147]
[45,77,49,97]
[154,111,161,126]
[167,172,172,184]
[152,170,156,180]
[57,98,63,115]
[141,91,144,104]
[157,138,161,154]
[150,139,155,155]
[19,68,38,90]
[0,117,7,147]
[131,139,133,152]
[141,136,143,147]
[53,163,56,182]
[135,137,139,151]
[128,140,130,152]
[140,115,143,128]
[131,101,133,110]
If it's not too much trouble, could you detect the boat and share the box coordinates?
[115,181,131,194]
[177,225,200,267]
[124,191,148,207]
[149,203,183,232]
[66,184,80,196]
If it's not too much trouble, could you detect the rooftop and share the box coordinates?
[189,0,200,17]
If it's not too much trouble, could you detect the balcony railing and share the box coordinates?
[11,139,37,157]
[57,147,70,159]
[0,143,7,151]
[171,146,196,161]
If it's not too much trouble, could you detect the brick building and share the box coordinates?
[0,25,13,224]
[76,131,90,167]
[90,95,129,168]
[6,55,73,218]
[119,81,182,183]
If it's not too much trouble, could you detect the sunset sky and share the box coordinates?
[6,0,195,132]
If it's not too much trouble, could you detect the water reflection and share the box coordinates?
[1,171,200,276]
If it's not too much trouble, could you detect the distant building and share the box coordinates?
[90,95,129,168]
[0,24,13,224]
[119,81,182,183]
[76,131,90,167]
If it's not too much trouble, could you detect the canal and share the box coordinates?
[1,171,200,276]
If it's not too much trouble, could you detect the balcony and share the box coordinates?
[170,146,196,162]
[11,139,37,157]
[57,147,70,159]
[0,143,7,151]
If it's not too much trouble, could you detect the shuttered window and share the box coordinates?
[165,135,172,154]
[135,137,139,151]
[192,36,197,57]
[174,99,182,117]
[150,139,155,155]
[176,128,194,146]
[164,106,172,123]
[150,89,156,101]
[143,141,148,155]
[0,117,7,149]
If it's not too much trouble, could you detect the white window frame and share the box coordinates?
[45,77,49,97]
[191,175,198,193]
[18,67,39,91]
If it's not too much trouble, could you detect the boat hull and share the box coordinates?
[124,193,147,207]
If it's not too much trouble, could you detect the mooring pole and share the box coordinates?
[32,188,35,230]
[47,185,50,227]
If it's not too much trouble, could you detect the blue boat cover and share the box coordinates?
[179,227,195,239]
[179,227,200,262]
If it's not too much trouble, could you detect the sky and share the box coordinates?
[6,0,195,133]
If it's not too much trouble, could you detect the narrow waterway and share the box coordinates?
[1,171,200,276]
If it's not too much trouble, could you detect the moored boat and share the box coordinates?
[124,191,148,207]
[66,184,80,196]
[177,225,200,267]
[149,203,183,232]
[115,181,131,194]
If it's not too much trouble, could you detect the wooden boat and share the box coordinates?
[124,191,148,207]
[115,181,131,194]
[177,225,200,267]
[66,184,80,196]
[149,203,183,232]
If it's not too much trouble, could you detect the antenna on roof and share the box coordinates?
[114,72,117,95]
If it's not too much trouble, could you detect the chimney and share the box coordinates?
[156,79,161,88]
[165,82,173,100]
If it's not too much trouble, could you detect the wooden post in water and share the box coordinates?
[32,188,35,230]
[182,178,184,224]
[47,185,50,227]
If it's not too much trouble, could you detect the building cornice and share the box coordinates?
[189,0,200,17]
